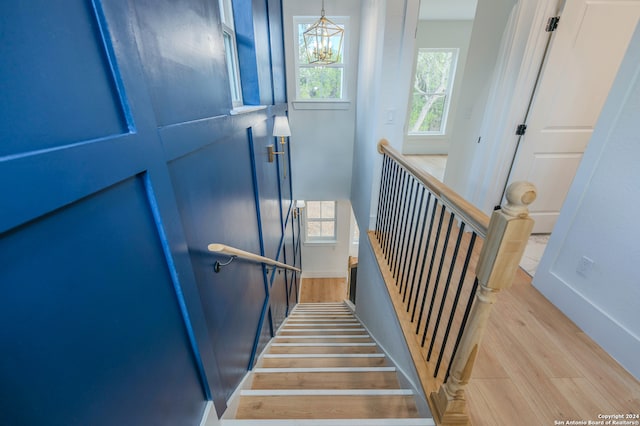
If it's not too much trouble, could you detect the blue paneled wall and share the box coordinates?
[0,0,297,424]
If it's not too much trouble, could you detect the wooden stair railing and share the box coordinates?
[371,139,536,425]
[208,243,301,273]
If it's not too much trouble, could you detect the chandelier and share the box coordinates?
[303,0,344,65]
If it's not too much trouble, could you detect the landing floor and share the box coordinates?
[468,268,639,425]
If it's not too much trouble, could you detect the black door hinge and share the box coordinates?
[546,16,560,32]
[516,124,527,136]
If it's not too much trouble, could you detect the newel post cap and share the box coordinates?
[377,139,389,154]
[502,181,537,218]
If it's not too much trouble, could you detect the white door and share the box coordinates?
[507,0,640,233]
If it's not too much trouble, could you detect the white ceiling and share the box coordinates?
[419,0,478,20]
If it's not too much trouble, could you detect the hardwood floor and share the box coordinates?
[468,268,640,425]
[299,277,347,302]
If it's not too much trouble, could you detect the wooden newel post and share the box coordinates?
[429,181,536,425]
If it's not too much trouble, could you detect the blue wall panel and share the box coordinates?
[251,119,283,262]
[1,0,290,421]
[0,0,126,157]
[280,140,293,225]
[284,213,297,307]
[233,0,261,105]
[250,0,276,105]
[168,129,267,400]
[0,177,206,426]
[267,0,287,104]
[130,0,231,126]
[270,269,289,331]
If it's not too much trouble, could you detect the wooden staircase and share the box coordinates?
[222,302,433,425]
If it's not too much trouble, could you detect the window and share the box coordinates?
[408,48,459,135]
[293,17,347,100]
[305,201,337,242]
[219,0,243,107]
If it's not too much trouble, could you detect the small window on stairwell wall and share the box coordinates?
[304,201,337,243]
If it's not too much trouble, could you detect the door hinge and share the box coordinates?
[516,124,527,136]
[546,16,560,32]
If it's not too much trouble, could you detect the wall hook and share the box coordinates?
[214,255,237,273]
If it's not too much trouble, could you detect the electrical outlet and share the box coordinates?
[576,256,594,277]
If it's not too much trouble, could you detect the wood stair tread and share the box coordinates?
[268,345,380,354]
[260,356,388,368]
[224,303,431,423]
[235,395,420,419]
[251,371,401,389]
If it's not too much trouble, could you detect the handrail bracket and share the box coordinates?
[213,255,237,273]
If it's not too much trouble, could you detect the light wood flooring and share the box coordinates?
[468,268,640,425]
[299,277,347,303]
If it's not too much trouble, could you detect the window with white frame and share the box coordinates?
[305,201,337,242]
[293,17,347,100]
[218,0,243,107]
[408,48,459,135]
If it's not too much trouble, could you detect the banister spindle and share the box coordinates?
[429,181,536,425]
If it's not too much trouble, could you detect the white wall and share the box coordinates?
[283,0,361,202]
[349,0,430,416]
[534,24,640,379]
[300,200,353,278]
[403,20,474,155]
[443,0,517,197]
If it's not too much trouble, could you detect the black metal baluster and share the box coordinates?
[427,220,465,361]
[435,232,477,377]
[383,162,400,259]
[410,192,433,319]
[445,276,480,382]
[416,202,446,335]
[375,155,389,241]
[421,209,454,346]
[403,186,426,304]
[393,172,411,278]
[390,171,408,275]
[380,160,397,257]
[396,178,416,287]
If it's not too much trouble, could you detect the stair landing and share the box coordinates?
[222,302,433,425]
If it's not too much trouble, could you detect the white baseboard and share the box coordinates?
[199,401,220,426]
[301,271,348,279]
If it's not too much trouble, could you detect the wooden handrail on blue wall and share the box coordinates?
[208,243,301,273]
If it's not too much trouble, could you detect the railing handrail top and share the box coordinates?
[208,243,301,273]
[377,139,490,236]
